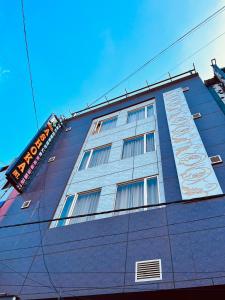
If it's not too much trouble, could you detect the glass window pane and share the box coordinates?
[147,105,154,117]
[122,136,144,159]
[71,190,100,224]
[127,108,145,123]
[100,117,117,132]
[146,133,155,152]
[88,145,111,168]
[79,151,91,170]
[57,195,74,227]
[147,177,159,205]
[115,181,144,214]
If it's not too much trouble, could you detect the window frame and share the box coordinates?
[66,188,101,225]
[55,194,75,227]
[121,131,155,159]
[92,116,118,134]
[78,143,112,171]
[127,104,154,123]
[114,175,160,213]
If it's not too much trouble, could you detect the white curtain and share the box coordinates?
[147,177,159,205]
[71,191,100,224]
[79,151,91,170]
[100,117,117,132]
[115,181,144,214]
[122,136,144,159]
[146,133,155,152]
[127,108,145,123]
[57,195,74,227]
[147,105,154,117]
[89,146,111,168]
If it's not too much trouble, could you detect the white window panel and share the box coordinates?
[122,132,155,159]
[115,180,144,212]
[93,117,118,134]
[56,195,74,227]
[122,136,144,159]
[127,104,154,123]
[100,117,117,132]
[79,145,111,170]
[146,132,155,152]
[70,190,101,224]
[89,145,111,168]
[115,176,159,215]
[78,151,91,170]
[147,105,154,117]
[127,107,145,123]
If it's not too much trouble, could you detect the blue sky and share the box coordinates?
[0,0,225,164]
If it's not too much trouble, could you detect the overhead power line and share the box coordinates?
[155,30,225,82]
[0,193,224,230]
[86,5,225,108]
[21,0,39,130]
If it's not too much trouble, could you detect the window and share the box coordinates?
[56,190,101,227]
[79,151,91,170]
[122,133,155,159]
[146,133,155,152]
[93,117,117,134]
[147,105,154,117]
[79,144,111,170]
[56,195,74,227]
[115,177,159,214]
[70,190,101,224]
[127,108,145,123]
[127,105,154,123]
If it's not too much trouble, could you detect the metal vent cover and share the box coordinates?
[48,156,56,163]
[135,259,162,282]
[210,155,223,165]
[21,200,31,209]
[192,112,202,119]
[182,87,189,92]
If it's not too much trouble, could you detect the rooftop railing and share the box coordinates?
[70,67,197,118]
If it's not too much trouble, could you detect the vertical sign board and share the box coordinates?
[5,114,62,193]
[213,64,225,88]
[163,88,222,200]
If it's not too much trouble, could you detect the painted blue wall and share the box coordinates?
[1,74,225,299]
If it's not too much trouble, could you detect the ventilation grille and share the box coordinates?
[182,87,189,92]
[135,259,162,282]
[210,155,223,165]
[65,127,72,132]
[192,112,202,119]
[21,200,31,209]
[48,156,56,163]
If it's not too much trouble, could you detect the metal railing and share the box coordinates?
[71,67,197,118]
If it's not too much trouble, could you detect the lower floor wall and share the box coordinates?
[1,196,225,299]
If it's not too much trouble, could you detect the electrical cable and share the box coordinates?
[0,145,63,295]
[0,191,225,230]
[154,30,225,83]
[1,209,225,263]
[1,4,223,299]
[1,207,225,255]
[2,14,225,299]
[20,0,39,130]
[86,6,225,108]
[18,141,61,298]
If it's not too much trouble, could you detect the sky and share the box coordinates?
[0,0,225,165]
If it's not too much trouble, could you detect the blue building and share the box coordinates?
[1,62,225,299]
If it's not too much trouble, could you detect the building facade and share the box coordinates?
[1,63,225,299]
